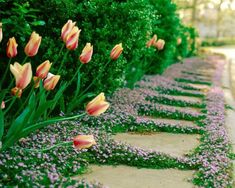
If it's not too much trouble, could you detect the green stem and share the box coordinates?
[3,96,17,115]
[58,50,69,73]
[78,59,112,98]
[0,58,12,89]
[22,56,28,64]
[68,63,83,87]
[21,141,72,153]
[53,44,65,66]
[14,86,34,118]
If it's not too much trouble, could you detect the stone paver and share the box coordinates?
[140,116,197,127]
[168,95,202,103]
[78,165,195,188]
[113,132,200,157]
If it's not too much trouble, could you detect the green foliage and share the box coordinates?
[0,0,197,95]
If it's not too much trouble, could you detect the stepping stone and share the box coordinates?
[113,132,200,157]
[167,95,202,103]
[139,116,197,128]
[78,165,195,188]
[188,83,210,91]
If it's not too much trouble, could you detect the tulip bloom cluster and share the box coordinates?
[61,20,81,50]
[146,34,165,51]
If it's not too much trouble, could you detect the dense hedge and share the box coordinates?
[0,0,198,95]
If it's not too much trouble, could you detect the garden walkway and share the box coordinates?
[75,53,234,187]
[1,53,233,187]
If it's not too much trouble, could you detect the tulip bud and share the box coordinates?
[43,73,60,90]
[24,31,42,57]
[36,60,52,79]
[1,101,5,109]
[11,87,22,98]
[0,23,2,43]
[154,39,165,51]
[79,43,93,64]
[6,37,18,58]
[61,20,76,42]
[177,38,182,45]
[146,34,157,48]
[73,135,96,150]
[10,62,32,93]
[86,92,110,116]
[65,26,81,50]
[110,43,123,60]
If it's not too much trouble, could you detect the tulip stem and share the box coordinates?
[68,63,83,87]
[54,45,65,66]
[78,59,112,98]
[20,141,72,153]
[0,58,12,90]
[58,50,69,73]
[22,56,28,64]
[3,96,17,115]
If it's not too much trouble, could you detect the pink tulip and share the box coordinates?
[10,62,32,97]
[24,31,42,57]
[79,43,93,64]
[43,73,60,90]
[73,135,96,150]
[65,26,81,50]
[177,38,182,45]
[1,101,5,109]
[36,60,52,79]
[86,92,110,116]
[154,39,165,50]
[110,43,123,60]
[61,20,76,42]
[146,34,157,48]
[6,37,18,58]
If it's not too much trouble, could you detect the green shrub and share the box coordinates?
[0,0,198,104]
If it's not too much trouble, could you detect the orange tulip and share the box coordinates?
[146,34,157,48]
[61,20,76,42]
[154,39,165,50]
[79,43,93,64]
[24,31,42,57]
[10,62,32,97]
[86,92,110,116]
[6,37,18,58]
[65,26,81,50]
[0,22,2,43]
[110,43,123,60]
[73,135,96,150]
[43,73,60,90]
[1,101,5,109]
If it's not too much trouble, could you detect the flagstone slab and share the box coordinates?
[169,95,202,103]
[113,132,200,157]
[188,83,211,90]
[139,116,197,127]
[78,165,195,188]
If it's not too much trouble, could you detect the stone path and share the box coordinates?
[78,165,194,188]
[113,132,200,157]
[78,54,233,187]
